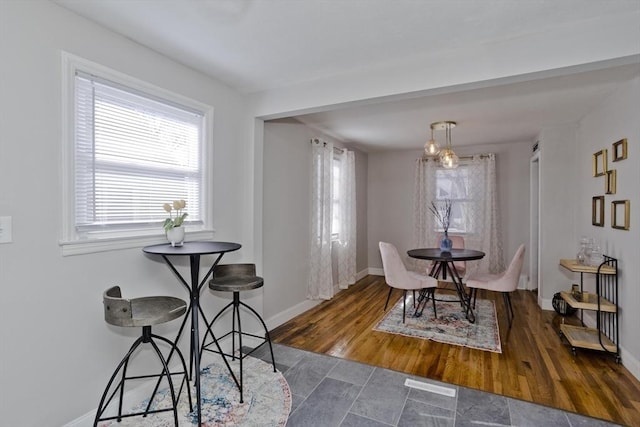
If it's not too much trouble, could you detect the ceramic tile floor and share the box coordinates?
[249,343,619,427]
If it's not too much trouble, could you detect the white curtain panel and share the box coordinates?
[308,139,335,300]
[336,149,357,289]
[413,158,438,249]
[465,154,505,274]
[413,154,504,275]
[412,158,438,272]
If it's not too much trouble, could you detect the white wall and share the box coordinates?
[366,151,417,267]
[0,2,253,425]
[262,119,369,324]
[575,76,640,377]
[536,125,580,306]
[262,119,314,321]
[367,142,531,274]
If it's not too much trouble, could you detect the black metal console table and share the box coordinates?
[559,256,619,363]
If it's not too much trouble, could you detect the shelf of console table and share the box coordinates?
[559,259,616,275]
[559,324,617,353]
[559,291,616,313]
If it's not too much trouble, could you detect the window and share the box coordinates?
[434,166,472,233]
[61,54,213,254]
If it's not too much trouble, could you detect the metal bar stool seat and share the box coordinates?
[200,264,276,403]
[94,286,192,427]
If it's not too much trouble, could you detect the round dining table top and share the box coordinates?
[407,248,485,261]
[142,241,241,256]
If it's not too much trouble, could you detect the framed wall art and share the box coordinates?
[592,149,608,177]
[612,138,627,162]
[611,200,630,230]
[592,196,605,226]
[605,169,617,194]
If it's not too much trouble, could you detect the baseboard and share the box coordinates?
[264,298,321,330]
[262,269,368,330]
[63,362,185,427]
[539,296,553,311]
[620,347,640,381]
[369,267,384,276]
[356,268,368,281]
[64,411,94,427]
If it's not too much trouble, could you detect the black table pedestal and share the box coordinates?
[408,248,485,324]
[143,241,241,425]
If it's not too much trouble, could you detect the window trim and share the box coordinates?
[60,52,215,256]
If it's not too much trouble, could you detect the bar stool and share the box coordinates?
[200,264,276,403]
[94,286,192,426]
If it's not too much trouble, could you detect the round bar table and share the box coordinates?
[143,241,241,426]
[407,248,485,323]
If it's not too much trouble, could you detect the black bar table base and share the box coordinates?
[143,241,241,426]
[407,248,485,324]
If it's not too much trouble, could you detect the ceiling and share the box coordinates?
[55,0,640,151]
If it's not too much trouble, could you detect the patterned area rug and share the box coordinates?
[99,355,291,426]
[374,294,502,353]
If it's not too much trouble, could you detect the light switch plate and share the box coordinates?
[0,216,12,243]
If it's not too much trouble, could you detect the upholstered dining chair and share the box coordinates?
[379,241,439,322]
[465,244,526,328]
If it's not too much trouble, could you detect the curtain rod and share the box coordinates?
[420,153,492,161]
[310,138,345,153]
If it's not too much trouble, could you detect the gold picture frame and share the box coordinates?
[592,196,605,227]
[592,149,608,177]
[605,169,617,194]
[612,138,627,162]
[611,200,630,230]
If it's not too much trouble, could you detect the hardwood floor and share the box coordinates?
[270,275,640,426]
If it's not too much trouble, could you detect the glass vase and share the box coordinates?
[576,237,589,265]
[589,245,604,267]
[440,232,453,252]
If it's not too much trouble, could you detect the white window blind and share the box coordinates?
[73,71,204,234]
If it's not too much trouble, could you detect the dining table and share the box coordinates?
[407,248,485,323]
[142,241,241,425]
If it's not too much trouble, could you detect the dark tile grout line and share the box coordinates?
[336,365,377,426]
[395,381,413,427]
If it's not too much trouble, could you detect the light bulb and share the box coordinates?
[440,149,459,169]
[444,152,459,169]
[424,138,440,155]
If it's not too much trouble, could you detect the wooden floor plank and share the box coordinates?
[270,275,640,425]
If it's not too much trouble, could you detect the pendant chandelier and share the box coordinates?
[423,121,459,169]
